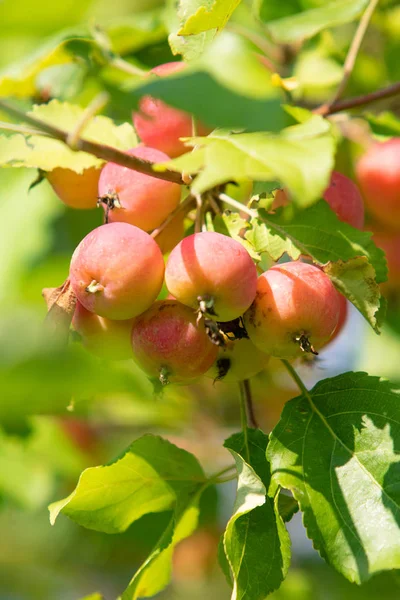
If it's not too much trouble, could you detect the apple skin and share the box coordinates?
[131,300,218,384]
[69,222,165,320]
[372,231,400,293]
[72,301,134,360]
[133,62,211,158]
[165,231,258,322]
[98,146,181,231]
[323,171,364,229]
[154,211,185,255]
[47,167,101,209]
[244,261,340,359]
[356,138,400,231]
[272,171,364,229]
[322,292,348,347]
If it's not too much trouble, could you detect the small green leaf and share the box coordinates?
[264,0,369,44]
[267,371,400,584]
[165,0,218,61]
[223,429,291,598]
[49,434,205,532]
[365,111,400,140]
[245,201,387,331]
[178,0,241,35]
[79,594,103,600]
[160,116,335,206]
[0,100,137,172]
[277,493,299,523]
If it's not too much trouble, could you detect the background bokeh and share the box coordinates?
[1,0,400,598]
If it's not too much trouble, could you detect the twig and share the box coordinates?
[242,379,258,428]
[331,0,380,106]
[0,121,46,136]
[150,194,195,239]
[239,380,250,462]
[194,193,204,233]
[219,193,257,218]
[314,81,400,116]
[111,57,149,77]
[0,99,184,185]
[227,23,282,69]
[208,194,222,215]
[67,92,109,149]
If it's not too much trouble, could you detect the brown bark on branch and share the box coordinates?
[0,99,184,185]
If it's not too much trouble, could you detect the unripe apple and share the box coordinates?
[154,211,185,255]
[131,300,218,385]
[206,337,270,383]
[165,231,258,322]
[47,167,101,209]
[69,222,165,320]
[133,62,211,158]
[244,261,340,359]
[72,301,134,360]
[357,138,400,230]
[98,146,181,231]
[271,171,364,229]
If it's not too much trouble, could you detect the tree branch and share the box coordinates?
[0,99,184,185]
[333,0,380,105]
[313,81,400,117]
[150,194,195,239]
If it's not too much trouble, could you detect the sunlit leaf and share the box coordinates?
[223,429,291,598]
[0,100,137,172]
[159,115,335,206]
[49,434,205,532]
[178,0,241,35]
[268,372,400,584]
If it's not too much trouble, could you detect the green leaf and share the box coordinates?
[267,371,400,584]
[130,32,286,131]
[0,33,92,98]
[264,0,369,44]
[245,201,387,331]
[165,0,218,61]
[277,493,299,523]
[0,100,137,172]
[159,115,335,206]
[365,111,400,140]
[214,212,260,260]
[121,493,201,599]
[79,594,103,600]
[178,0,241,35]
[107,13,167,56]
[49,434,205,533]
[223,429,291,598]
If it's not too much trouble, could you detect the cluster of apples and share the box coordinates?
[69,221,345,385]
[45,60,394,386]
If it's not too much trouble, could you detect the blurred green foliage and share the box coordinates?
[1,0,400,598]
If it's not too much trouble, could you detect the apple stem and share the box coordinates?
[85,280,104,294]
